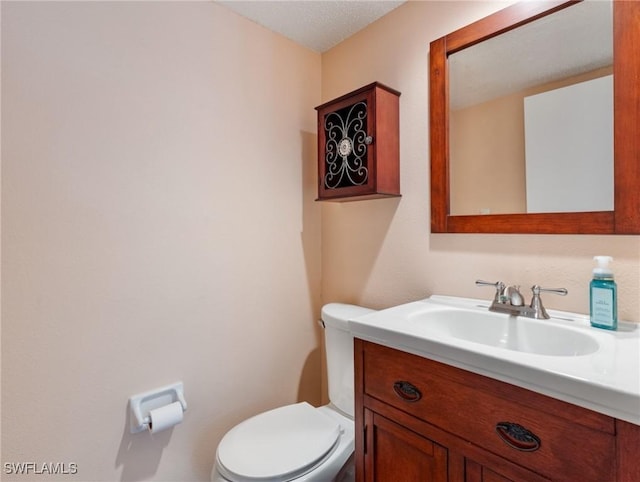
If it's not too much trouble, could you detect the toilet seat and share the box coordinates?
[216,402,343,482]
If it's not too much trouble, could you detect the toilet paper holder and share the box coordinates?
[129,381,187,434]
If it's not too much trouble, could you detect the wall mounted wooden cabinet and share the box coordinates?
[355,339,640,482]
[315,82,401,201]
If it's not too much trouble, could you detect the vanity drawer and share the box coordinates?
[361,341,616,482]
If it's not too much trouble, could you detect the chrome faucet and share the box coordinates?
[476,280,567,319]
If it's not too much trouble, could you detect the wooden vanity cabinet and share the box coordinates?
[354,339,640,482]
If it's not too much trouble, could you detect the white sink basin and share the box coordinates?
[408,307,599,356]
[348,295,640,425]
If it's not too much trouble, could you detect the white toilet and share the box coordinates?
[211,303,375,482]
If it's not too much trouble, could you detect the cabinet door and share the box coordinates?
[315,82,400,201]
[465,458,550,482]
[317,88,374,199]
[364,409,448,482]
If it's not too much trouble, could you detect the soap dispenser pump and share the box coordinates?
[590,256,617,330]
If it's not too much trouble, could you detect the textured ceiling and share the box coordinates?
[217,1,406,53]
[217,1,611,107]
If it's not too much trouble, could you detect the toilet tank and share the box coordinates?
[321,303,375,418]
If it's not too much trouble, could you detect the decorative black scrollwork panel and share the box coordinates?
[323,101,371,190]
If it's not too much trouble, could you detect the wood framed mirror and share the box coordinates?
[430,0,639,234]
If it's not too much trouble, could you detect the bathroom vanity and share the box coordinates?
[350,297,640,481]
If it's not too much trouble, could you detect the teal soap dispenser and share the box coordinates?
[590,256,617,330]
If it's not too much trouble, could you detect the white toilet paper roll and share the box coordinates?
[148,402,184,434]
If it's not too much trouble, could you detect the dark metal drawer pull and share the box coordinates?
[393,381,422,402]
[496,422,541,452]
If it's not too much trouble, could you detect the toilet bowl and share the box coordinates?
[211,303,375,482]
[211,403,354,482]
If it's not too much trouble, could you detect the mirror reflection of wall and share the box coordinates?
[524,74,613,214]
[449,0,612,216]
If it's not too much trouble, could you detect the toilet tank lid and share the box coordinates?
[321,303,375,330]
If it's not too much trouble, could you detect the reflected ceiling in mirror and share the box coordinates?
[448,0,613,216]
[450,1,612,111]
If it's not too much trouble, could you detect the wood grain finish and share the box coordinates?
[616,419,640,482]
[355,339,640,481]
[613,0,640,233]
[430,0,640,234]
[365,410,448,482]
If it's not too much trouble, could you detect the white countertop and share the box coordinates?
[349,295,640,425]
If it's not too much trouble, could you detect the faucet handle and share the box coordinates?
[476,280,506,303]
[532,285,568,297]
[529,285,568,319]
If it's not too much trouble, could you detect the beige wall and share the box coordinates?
[2,2,321,480]
[451,91,527,215]
[3,1,639,481]
[321,1,640,320]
